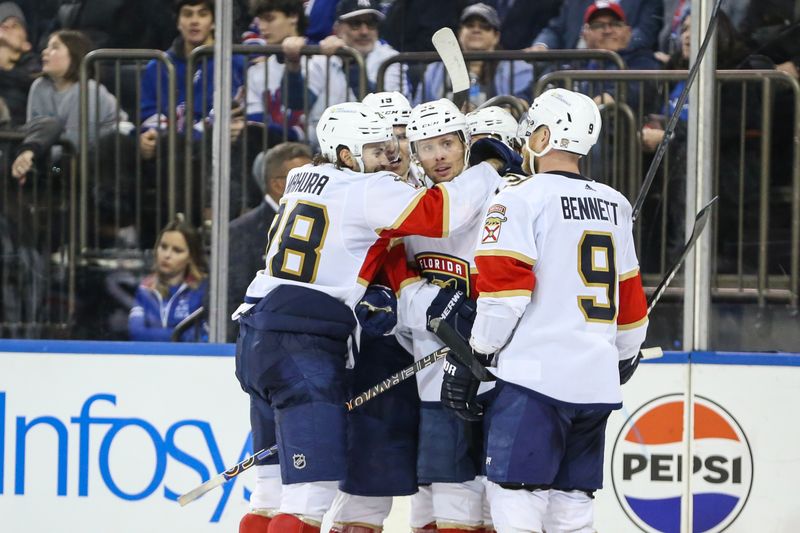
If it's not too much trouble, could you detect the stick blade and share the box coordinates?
[432,28,470,94]
[648,196,718,312]
[178,474,225,506]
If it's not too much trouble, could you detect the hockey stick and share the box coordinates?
[432,27,470,109]
[647,196,717,312]
[178,445,278,506]
[630,0,725,222]
[345,346,450,409]
[429,317,495,382]
[171,306,205,342]
[178,345,451,506]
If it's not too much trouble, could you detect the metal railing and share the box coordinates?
[0,132,77,337]
[377,49,625,104]
[184,44,367,222]
[535,69,800,307]
[80,49,177,253]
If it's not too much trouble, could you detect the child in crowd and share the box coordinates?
[11,29,125,183]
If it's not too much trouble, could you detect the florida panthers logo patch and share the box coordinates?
[415,252,471,296]
[292,453,307,469]
[482,204,507,244]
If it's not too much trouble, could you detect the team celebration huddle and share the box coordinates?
[216,66,652,532]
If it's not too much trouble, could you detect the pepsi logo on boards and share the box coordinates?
[611,394,753,533]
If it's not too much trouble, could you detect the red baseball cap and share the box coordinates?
[584,1,627,23]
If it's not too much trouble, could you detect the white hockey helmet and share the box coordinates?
[406,98,470,145]
[362,91,412,126]
[519,88,601,157]
[316,102,395,172]
[466,106,521,148]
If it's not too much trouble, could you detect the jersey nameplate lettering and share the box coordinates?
[560,196,619,225]
[285,171,330,196]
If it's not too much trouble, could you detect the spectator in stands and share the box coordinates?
[415,3,533,108]
[11,30,125,184]
[244,0,307,141]
[226,141,312,341]
[641,10,767,266]
[579,1,660,107]
[305,0,407,139]
[529,0,662,53]
[129,217,209,342]
[738,0,799,81]
[476,0,561,51]
[139,0,246,160]
[0,2,39,127]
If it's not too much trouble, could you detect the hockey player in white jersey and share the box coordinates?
[437,88,649,533]
[233,101,504,533]
[380,98,523,533]
[466,106,522,151]
[362,91,414,181]
[324,92,420,533]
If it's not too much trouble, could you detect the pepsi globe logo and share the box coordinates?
[611,394,753,533]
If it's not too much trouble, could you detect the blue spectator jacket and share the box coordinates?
[129,275,209,342]
[140,37,245,135]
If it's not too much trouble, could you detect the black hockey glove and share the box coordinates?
[441,349,492,422]
[619,353,642,385]
[468,137,523,175]
[356,284,397,339]
[425,287,476,345]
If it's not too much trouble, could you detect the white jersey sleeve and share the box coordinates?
[470,186,537,355]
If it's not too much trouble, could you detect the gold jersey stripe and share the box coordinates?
[618,315,648,330]
[474,249,536,266]
[397,275,422,295]
[619,267,640,281]
[479,289,532,298]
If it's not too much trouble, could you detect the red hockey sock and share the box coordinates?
[412,522,438,533]
[240,512,272,533]
[267,513,321,533]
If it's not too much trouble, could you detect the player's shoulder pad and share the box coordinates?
[594,181,634,218]
[368,170,419,188]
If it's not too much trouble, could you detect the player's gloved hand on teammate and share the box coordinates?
[619,353,642,385]
[468,137,523,176]
[356,284,397,338]
[425,287,476,344]
[441,348,492,421]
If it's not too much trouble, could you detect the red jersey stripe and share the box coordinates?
[618,271,648,326]
[475,255,536,296]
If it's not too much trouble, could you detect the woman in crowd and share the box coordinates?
[128,218,208,342]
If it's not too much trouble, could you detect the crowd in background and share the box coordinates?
[1,0,799,342]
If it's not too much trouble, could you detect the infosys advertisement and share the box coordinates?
[0,342,251,532]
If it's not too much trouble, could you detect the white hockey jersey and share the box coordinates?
[470,170,649,408]
[391,164,504,401]
[243,162,501,312]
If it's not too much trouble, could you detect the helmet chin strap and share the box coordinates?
[525,141,552,161]
[354,155,365,173]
